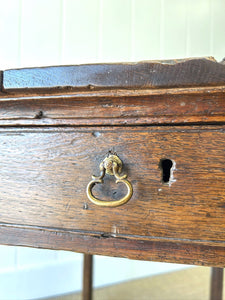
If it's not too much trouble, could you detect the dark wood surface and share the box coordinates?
[1,225,225,267]
[1,57,224,127]
[2,58,225,92]
[0,126,224,247]
[0,58,224,268]
[83,254,93,300]
[210,268,224,300]
[0,86,224,126]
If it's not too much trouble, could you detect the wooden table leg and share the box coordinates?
[82,254,93,300]
[210,267,223,300]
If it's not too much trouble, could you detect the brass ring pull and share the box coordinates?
[86,154,133,207]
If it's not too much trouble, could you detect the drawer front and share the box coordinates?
[0,126,224,245]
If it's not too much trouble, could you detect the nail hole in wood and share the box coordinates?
[160,159,173,183]
[92,131,101,138]
[35,111,44,119]
[83,203,88,210]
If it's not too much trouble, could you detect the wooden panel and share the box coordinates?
[132,0,161,60]
[0,126,224,246]
[101,0,132,61]
[1,225,225,267]
[163,0,188,59]
[0,87,224,126]
[211,0,225,61]
[20,0,62,67]
[3,58,225,92]
[62,0,100,65]
[0,0,21,69]
[186,0,211,57]
[0,1,225,71]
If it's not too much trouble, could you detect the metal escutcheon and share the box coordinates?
[86,154,133,207]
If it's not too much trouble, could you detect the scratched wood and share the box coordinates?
[2,58,225,92]
[0,87,224,126]
[1,225,225,267]
[0,58,225,267]
[1,58,224,127]
[0,126,224,248]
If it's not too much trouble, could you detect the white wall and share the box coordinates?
[0,0,224,70]
[0,0,224,299]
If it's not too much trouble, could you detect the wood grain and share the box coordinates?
[0,126,224,248]
[1,225,225,267]
[0,87,224,126]
[2,58,225,92]
[0,58,225,268]
[1,58,224,126]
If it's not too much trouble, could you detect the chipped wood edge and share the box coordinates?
[2,57,225,93]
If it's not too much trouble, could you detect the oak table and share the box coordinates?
[0,57,224,300]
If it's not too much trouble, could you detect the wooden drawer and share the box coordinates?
[0,57,225,267]
[1,126,224,244]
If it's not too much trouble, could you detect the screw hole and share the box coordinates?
[160,159,173,183]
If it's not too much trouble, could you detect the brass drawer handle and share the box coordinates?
[86,154,133,207]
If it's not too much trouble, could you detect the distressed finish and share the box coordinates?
[0,126,225,244]
[0,58,225,268]
[0,86,225,126]
[2,57,225,92]
[0,58,225,127]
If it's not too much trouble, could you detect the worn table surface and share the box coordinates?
[0,57,225,267]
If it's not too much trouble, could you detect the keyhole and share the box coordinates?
[160,159,173,183]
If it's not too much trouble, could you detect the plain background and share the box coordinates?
[0,0,224,299]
